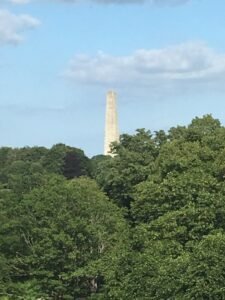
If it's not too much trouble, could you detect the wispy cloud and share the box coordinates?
[59,0,189,3]
[0,9,40,45]
[7,0,190,5]
[0,104,65,116]
[9,0,31,4]
[64,42,225,91]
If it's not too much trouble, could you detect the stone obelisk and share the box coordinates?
[104,91,119,156]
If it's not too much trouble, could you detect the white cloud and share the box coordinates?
[91,0,189,4]
[59,0,189,4]
[0,9,40,45]
[64,42,225,89]
[8,0,190,5]
[9,0,31,4]
[59,0,189,3]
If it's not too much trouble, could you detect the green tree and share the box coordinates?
[95,129,157,208]
[42,144,90,178]
[0,176,129,299]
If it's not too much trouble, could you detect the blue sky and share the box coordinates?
[1,0,225,156]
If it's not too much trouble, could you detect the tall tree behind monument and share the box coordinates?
[104,91,119,155]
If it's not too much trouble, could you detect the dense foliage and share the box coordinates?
[1,115,225,299]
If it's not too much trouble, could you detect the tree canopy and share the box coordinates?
[2,115,225,299]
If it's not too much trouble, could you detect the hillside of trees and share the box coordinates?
[1,115,225,299]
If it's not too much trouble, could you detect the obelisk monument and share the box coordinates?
[104,91,119,155]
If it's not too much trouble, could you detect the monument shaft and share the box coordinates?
[104,91,119,155]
